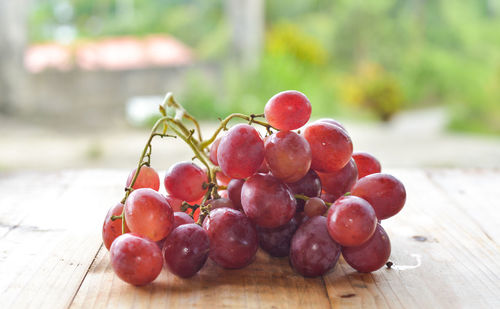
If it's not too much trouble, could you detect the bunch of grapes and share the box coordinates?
[102,90,406,285]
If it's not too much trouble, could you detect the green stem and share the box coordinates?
[200,113,274,150]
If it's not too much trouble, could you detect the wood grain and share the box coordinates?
[1,169,500,308]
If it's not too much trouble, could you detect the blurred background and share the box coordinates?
[1,0,500,172]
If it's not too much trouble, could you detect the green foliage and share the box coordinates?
[28,0,500,134]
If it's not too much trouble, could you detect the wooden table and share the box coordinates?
[1,169,500,308]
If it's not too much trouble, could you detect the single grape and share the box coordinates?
[351,173,406,220]
[241,173,296,228]
[164,161,208,202]
[286,169,322,212]
[318,158,358,201]
[302,122,353,173]
[227,179,245,210]
[320,191,337,203]
[342,223,391,273]
[304,197,327,217]
[264,90,311,131]
[205,198,236,210]
[163,223,210,278]
[110,233,163,286]
[102,203,130,250]
[257,214,300,257]
[352,151,382,179]
[164,195,183,212]
[209,136,222,165]
[316,118,347,132]
[203,208,258,269]
[265,131,312,183]
[289,216,341,277]
[124,188,174,241]
[217,124,265,179]
[327,196,377,247]
[126,166,160,191]
[215,170,231,186]
[173,211,195,228]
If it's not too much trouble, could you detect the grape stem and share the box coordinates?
[294,194,332,207]
[200,113,275,150]
[120,92,275,233]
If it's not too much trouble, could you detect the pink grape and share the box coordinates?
[304,197,327,217]
[164,161,208,202]
[303,122,353,173]
[342,223,391,273]
[352,151,382,179]
[126,166,160,191]
[264,90,312,130]
[215,170,232,186]
[227,179,245,210]
[290,216,341,277]
[173,212,195,228]
[241,173,296,228]
[351,173,406,220]
[163,223,210,278]
[203,208,258,269]
[327,196,377,246]
[265,131,312,183]
[205,198,237,210]
[209,136,222,165]
[217,124,265,179]
[124,188,174,241]
[165,195,183,212]
[318,158,358,201]
[286,169,322,212]
[102,203,130,250]
[110,233,163,286]
[316,118,347,131]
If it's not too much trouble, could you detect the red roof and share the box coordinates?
[25,35,194,73]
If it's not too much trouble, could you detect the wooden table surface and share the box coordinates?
[1,168,500,308]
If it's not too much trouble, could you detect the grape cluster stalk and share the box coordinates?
[102,90,407,286]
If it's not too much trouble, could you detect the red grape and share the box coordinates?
[215,170,231,186]
[290,216,341,277]
[320,191,337,203]
[217,124,265,179]
[163,223,210,278]
[316,118,347,131]
[351,173,406,220]
[342,223,391,273]
[110,233,163,286]
[164,161,208,202]
[164,195,183,212]
[257,214,300,257]
[203,208,258,269]
[303,122,353,173]
[102,203,130,250]
[318,158,358,201]
[241,173,296,228]
[126,166,160,191]
[264,90,311,130]
[227,179,245,210]
[352,152,381,179]
[209,136,222,165]
[265,131,312,183]
[327,196,377,246]
[286,169,322,212]
[173,211,195,228]
[205,197,236,210]
[124,188,174,241]
[304,197,327,217]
